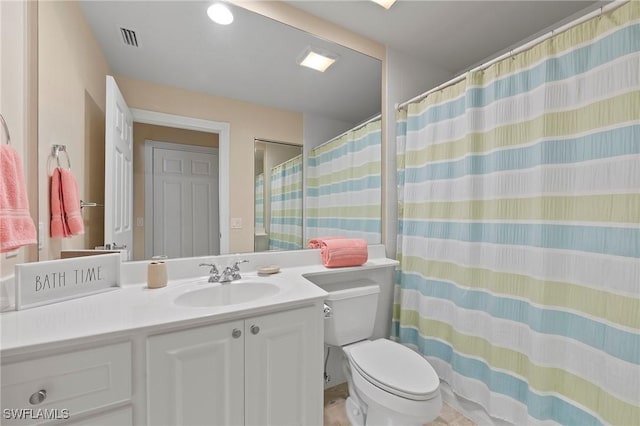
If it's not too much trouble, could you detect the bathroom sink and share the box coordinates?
[174,281,280,307]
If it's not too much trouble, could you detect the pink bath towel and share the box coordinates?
[50,167,84,238]
[60,168,84,235]
[0,145,37,252]
[307,236,345,249]
[50,168,69,238]
[321,238,368,268]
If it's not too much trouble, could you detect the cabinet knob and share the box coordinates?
[29,389,47,405]
[250,325,260,335]
[232,328,242,338]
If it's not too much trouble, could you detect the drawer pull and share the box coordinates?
[232,328,242,338]
[250,325,260,335]
[29,389,47,405]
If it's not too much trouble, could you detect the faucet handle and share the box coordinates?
[231,259,249,271]
[199,263,220,283]
[199,263,219,273]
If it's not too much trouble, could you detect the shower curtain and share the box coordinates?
[306,118,382,243]
[268,155,303,250]
[393,3,639,425]
[255,173,264,231]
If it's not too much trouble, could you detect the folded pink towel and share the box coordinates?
[50,167,84,238]
[321,238,368,268]
[308,236,345,249]
[60,167,84,236]
[0,145,37,252]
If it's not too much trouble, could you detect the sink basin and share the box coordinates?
[174,281,280,307]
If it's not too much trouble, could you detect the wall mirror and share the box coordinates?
[37,1,381,261]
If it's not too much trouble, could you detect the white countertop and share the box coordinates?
[0,248,398,357]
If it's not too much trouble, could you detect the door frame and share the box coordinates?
[132,108,230,255]
[144,141,219,260]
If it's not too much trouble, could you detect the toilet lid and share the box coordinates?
[346,339,439,401]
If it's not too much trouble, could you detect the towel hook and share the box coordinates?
[52,144,72,169]
[0,113,11,145]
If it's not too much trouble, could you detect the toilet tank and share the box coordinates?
[324,280,380,346]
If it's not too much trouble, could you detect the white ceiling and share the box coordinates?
[80,1,605,126]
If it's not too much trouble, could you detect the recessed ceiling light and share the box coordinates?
[297,47,338,72]
[207,3,233,25]
[371,0,397,9]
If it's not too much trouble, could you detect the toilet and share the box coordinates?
[324,282,441,426]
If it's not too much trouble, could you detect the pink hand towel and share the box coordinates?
[60,168,84,236]
[307,236,345,249]
[321,238,368,268]
[50,168,69,238]
[0,145,37,252]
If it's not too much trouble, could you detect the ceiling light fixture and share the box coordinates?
[207,3,233,25]
[297,47,338,72]
[371,0,397,10]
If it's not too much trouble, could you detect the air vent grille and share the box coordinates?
[120,28,138,47]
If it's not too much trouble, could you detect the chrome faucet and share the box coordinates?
[199,263,220,283]
[219,260,249,283]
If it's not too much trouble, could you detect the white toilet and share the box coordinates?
[324,283,441,426]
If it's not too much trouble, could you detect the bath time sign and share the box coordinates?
[15,253,121,310]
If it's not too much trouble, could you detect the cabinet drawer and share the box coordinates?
[1,342,131,425]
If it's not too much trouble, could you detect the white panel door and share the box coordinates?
[104,76,133,258]
[244,306,324,426]
[152,147,219,258]
[147,321,244,426]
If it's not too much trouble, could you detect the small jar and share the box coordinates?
[147,261,167,289]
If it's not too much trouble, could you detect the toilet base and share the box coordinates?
[345,396,365,426]
[364,395,442,426]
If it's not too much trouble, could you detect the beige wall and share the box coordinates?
[115,76,303,253]
[38,0,111,260]
[132,123,219,259]
[1,1,27,276]
[1,1,38,279]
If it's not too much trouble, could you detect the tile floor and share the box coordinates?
[324,384,477,426]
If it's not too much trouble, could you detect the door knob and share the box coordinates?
[250,325,260,335]
[29,389,47,405]
[232,328,242,338]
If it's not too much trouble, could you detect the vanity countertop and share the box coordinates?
[0,249,398,357]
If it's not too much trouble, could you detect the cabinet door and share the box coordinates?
[245,306,323,426]
[147,321,244,426]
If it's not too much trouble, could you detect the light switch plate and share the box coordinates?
[231,218,243,229]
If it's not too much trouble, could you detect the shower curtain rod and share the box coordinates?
[315,113,382,150]
[397,0,628,110]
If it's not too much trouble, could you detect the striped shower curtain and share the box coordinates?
[268,155,303,250]
[394,3,639,425]
[306,118,382,243]
[255,173,264,231]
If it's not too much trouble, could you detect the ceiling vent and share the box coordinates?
[120,27,138,47]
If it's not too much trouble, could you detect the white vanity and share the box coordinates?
[0,245,397,426]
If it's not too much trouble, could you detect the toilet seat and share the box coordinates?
[345,339,439,401]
